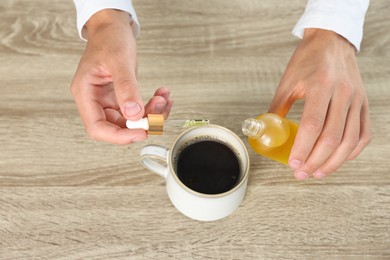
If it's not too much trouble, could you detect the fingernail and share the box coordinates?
[313,171,326,179]
[155,102,166,113]
[124,102,142,117]
[295,171,309,180]
[289,159,302,170]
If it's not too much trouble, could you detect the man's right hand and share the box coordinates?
[70,9,173,144]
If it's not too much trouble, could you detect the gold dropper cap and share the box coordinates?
[146,114,164,135]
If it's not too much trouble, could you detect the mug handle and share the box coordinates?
[140,145,170,179]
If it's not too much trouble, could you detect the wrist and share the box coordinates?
[303,28,356,53]
[85,9,133,38]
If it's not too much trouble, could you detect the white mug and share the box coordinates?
[140,124,250,221]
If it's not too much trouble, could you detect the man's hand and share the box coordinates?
[269,28,372,180]
[70,10,173,144]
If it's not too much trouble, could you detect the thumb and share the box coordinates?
[113,76,145,121]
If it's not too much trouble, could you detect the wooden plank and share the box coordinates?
[0,0,389,259]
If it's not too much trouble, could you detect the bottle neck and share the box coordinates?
[242,114,291,147]
[242,118,264,139]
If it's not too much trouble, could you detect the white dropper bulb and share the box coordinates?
[126,118,149,131]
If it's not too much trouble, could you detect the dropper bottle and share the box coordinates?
[126,114,209,135]
[242,113,298,164]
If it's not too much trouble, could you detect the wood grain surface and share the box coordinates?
[1,0,389,259]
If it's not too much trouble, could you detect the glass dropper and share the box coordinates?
[166,119,210,128]
[126,114,209,135]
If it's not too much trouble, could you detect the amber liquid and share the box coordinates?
[247,116,298,165]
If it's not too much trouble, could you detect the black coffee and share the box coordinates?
[176,139,241,194]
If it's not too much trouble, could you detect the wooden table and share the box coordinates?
[1,0,389,259]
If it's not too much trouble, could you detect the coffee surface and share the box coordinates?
[176,140,241,194]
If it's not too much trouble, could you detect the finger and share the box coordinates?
[144,96,167,115]
[142,87,173,119]
[109,42,144,121]
[289,87,332,170]
[347,98,372,160]
[75,86,147,144]
[268,82,298,117]
[297,90,351,175]
[94,83,119,109]
[90,120,147,145]
[154,87,171,100]
[152,87,173,119]
[312,98,361,179]
[163,99,174,119]
[113,77,144,121]
[105,108,127,128]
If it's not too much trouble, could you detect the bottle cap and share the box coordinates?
[126,114,164,135]
[146,114,164,135]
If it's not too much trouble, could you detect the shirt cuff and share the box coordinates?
[73,0,140,41]
[292,0,369,52]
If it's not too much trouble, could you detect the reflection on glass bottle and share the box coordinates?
[242,113,298,164]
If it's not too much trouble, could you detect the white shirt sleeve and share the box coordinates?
[292,0,369,51]
[73,0,140,41]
